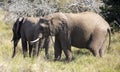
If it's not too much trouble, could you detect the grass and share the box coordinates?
[0,12,120,72]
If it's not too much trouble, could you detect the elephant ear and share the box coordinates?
[11,18,19,41]
[38,17,55,36]
[13,18,19,31]
[16,17,24,33]
[39,18,49,28]
[11,17,24,41]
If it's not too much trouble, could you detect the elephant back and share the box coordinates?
[25,17,40,24]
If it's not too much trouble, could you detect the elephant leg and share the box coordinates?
[54,38,62,61]
[99,34,107,57]
[37,41,40,56]
[44,38,50,59]
[37,38,45,56]
[12,39,20,58]
[89,39,101,57]
[21,38,27,58]
[32,41,39,57]
[28,42,32,57]
[99,44,105,57]
[89,46,99,57]
[62,44,72,61]
[89,30,106,57]
[60,39,72,61]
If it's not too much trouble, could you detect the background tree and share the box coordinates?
[1,0,102,23]
[101,0,120,31]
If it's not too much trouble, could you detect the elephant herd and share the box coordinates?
[11,12,111,61]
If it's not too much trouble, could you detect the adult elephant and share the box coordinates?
[11,17,51,58]
[31,12,111,61]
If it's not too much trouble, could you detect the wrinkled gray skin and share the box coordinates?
[11,17,50,58]
[33,12,111,61]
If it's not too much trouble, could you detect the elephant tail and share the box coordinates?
[107,28,111,51]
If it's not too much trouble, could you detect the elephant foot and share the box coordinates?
[89,48,100,57]
[54,56,61,61]
[23,55,27,58]
[92,52,100,57]
[46,54,49,59]
[29,54,31,57]
[65,56,72,62]
[11,54,15,58]
[11,50,16,58]
[23,52,28,58]
[32,48,37,57]
[65,52,73,62]
[99,50,104,57]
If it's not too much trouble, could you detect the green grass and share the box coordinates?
[0,12,120,72]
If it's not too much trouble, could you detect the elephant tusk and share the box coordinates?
[30,34,42,44]
[30,37,40,44]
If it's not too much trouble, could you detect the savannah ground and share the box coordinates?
[0,11,120,72]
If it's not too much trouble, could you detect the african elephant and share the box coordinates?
[11,17,51,58]
[31,12,111,61]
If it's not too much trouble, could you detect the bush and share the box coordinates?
[100,0,120,32]
[2,0,102,22]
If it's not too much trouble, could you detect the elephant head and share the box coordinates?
[30,18,52,57]
[30,18,52,43]
[31,13,68,43]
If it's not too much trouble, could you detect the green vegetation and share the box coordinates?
[0,11,120,72]
[101,0,120,31]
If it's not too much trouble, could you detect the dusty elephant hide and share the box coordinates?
[34,12,111,61]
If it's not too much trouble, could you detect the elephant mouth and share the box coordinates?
[30,34,42,44]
